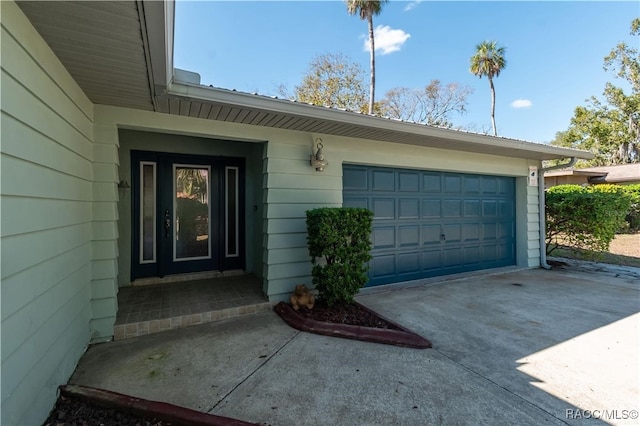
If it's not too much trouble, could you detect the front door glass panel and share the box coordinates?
[174,165,211,261]
[140,162,156,263]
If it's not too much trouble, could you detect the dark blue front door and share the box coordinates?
[343,165,516,286]
[131,151,245,280]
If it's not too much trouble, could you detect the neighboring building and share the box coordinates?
[544,164,640,188]
[0,1,593,425]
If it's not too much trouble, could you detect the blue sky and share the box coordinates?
[174,1,638,143]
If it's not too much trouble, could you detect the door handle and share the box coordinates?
[164,209,171,239]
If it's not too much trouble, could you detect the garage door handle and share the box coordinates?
[440,233,446,241]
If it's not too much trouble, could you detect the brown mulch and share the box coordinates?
[291,299,401,330]
[43,394,168,426]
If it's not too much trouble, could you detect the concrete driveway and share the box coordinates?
[70,262,640,425]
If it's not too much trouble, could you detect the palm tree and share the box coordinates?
[346,0,388,115]
[470,41,507,136]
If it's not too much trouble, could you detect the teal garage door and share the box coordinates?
[343,165,516,287]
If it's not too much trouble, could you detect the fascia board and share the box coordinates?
[140,0,174,90]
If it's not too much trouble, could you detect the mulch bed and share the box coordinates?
[44,394,166,426]
[43,385,258,426]
[292,299,402,330]
[274,300,431,349]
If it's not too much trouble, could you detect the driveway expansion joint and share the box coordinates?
[206,329,301,414]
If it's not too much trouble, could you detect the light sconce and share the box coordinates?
[117,180,130,189]
[310,138,329,172]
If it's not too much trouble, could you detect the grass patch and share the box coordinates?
[551,246,640,268]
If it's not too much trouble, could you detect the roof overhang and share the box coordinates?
[164,80,594,162]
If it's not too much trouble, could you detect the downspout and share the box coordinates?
[539,157,577,269]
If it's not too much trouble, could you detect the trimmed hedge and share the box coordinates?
[306,207,373,306]
[621,184,640,232]
[546,184,631,255]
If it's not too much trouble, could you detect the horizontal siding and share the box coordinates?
[0,196,92,237]
[265,203,340,219]
[2,114,92,178]
[1,223,92,279]
[1,245,91,321]
[266,188,342,204]
[264,232,308,250]
[1,27,93,139]
[0,2,94,426]
[0,154,92,200]
[266,173,342,190]
[526,185,541,267]
[2,284,92,426]
[263,140,342,301]
[266,247,310,265]
[1,70,92,159]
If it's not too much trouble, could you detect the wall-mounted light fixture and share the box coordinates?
[117,179,130,189]
[310,138,328,172]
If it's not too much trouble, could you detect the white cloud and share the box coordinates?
[404,1,423,12]
[363,25,411,55]
[511,99,532,108]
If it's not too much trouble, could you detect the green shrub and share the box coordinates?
[621,184,640,232]
[306,207,373,306]
[546,184,631,255]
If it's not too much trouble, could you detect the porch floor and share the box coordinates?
[113,274,273,340]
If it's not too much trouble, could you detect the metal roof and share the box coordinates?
[17,0,594,162]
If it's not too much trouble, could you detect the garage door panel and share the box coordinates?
[399,198,419,219]
[373,227,395,249]
[463,223,480,241]
[444,175,462,193]
[464,175,481,193]
[443,224,461,242]
[482,176,498,193]
[482,244,498,262]
[398,252,420,274]
[371,254,396,279]
[343,165,515,287]
[443,199,462,217]
[464,246,481,264]
[422,199,441,218]
[498,221,514,239]
[372,170,395,191]
[372,198,395,219]
[422,249,441,270]
[343,197,368,209]
[483,200,498,217]
[343,168,368,190]
[399,172,419,192]
[422,173,442,192]
[483,223,497,240]
[444,247,463,267]
[399,225,420,247]
[499,200,514,218]
[498,177,514,195]
[422,224,441,245]
[464,200,481,217]
[498,243,514,261]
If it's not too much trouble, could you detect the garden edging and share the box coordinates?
[274,301,432,349]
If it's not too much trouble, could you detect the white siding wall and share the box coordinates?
[1,2,95,425]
